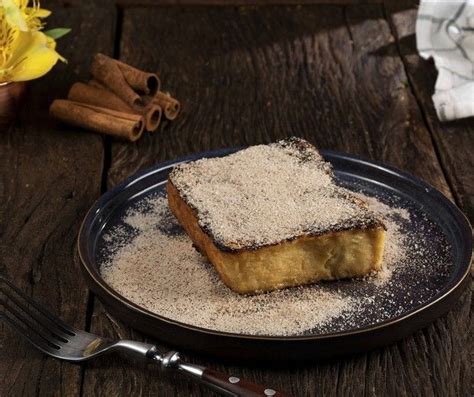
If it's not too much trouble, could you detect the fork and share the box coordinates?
[0,276,288,397]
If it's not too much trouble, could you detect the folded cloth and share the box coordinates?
[416,0,474,121]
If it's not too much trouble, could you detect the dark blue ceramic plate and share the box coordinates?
[78,149,472,361]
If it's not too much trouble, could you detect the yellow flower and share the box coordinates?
[0,0,66,83]
[2,0,49,31]
[0,30,63,82]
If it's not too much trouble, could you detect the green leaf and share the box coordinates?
[44,28,71,40]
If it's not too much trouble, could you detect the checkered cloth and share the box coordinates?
[416,0,474,121]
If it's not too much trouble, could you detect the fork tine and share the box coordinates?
[0,293,70,348]
[0,276,75,338]
[1,314,58,356]
[1,301,61,355]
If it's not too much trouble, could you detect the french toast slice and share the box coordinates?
[167,138,386,294]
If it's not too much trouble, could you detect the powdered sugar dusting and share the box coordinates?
[99,190,432,337]
[169,138,382,250]
[102,196,357,335]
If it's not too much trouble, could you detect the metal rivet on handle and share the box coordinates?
[229,376,240,384]
[264,389,276,396]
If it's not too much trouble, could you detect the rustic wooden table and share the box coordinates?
[1,0,472,396]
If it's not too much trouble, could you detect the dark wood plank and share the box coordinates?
[119,0,383,5]
[107,4,450,196]
[0,1,116,395]
[384,0,474,223]
[78,4,471,397]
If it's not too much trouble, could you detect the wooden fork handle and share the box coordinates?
[201,368,289,397]
[152,349,290,396]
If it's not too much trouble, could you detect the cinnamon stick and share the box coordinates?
[152,91,180,120]
[89,79,108,90]
[69,82,130,112]
[144,104,162,132]
[90,53,142,107]
[68,82,162,132]
[50,99,144,142]
[90,53,160,107]
[116,59,160,96]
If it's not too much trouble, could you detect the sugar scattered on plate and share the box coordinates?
[99,189,439,337]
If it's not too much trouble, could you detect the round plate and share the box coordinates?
[78,149,472,361]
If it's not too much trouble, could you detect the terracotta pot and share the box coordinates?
[0,82,27,128]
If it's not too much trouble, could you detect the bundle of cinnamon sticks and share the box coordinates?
[50,53,180,142]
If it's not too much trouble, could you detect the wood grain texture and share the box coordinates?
[384,0,474,223]
[118,0,383,5]
[1,1,470,396]
[107,4,451,197]
[78,4,471,397]
[0,1,115,395]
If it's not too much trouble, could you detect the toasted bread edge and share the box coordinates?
[167,180,386,294]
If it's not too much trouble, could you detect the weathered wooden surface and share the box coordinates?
[107,5,451,196]
[1,1,472,396]
[385,0,474,223]
[119,0,384,5]
[84,4,471,397]
[0,1,114,395]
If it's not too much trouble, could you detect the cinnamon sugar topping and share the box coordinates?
[170,138,382,250]
[101,192,421,336]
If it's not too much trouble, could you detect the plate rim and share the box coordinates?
[77,148,472,342]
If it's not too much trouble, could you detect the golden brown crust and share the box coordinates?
[167,180,386,294]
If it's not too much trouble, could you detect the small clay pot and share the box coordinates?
[0,82,27,128]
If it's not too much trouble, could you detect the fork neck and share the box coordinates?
[112,342,205,380]
[148,347,205,378]
[113,340,156,358]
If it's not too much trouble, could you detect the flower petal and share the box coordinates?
[2,0,28,31]
[28,7,51,18]
[6,31,61,81]
[45,34,67,62]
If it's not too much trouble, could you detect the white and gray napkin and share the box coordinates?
[416,0,474,121]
